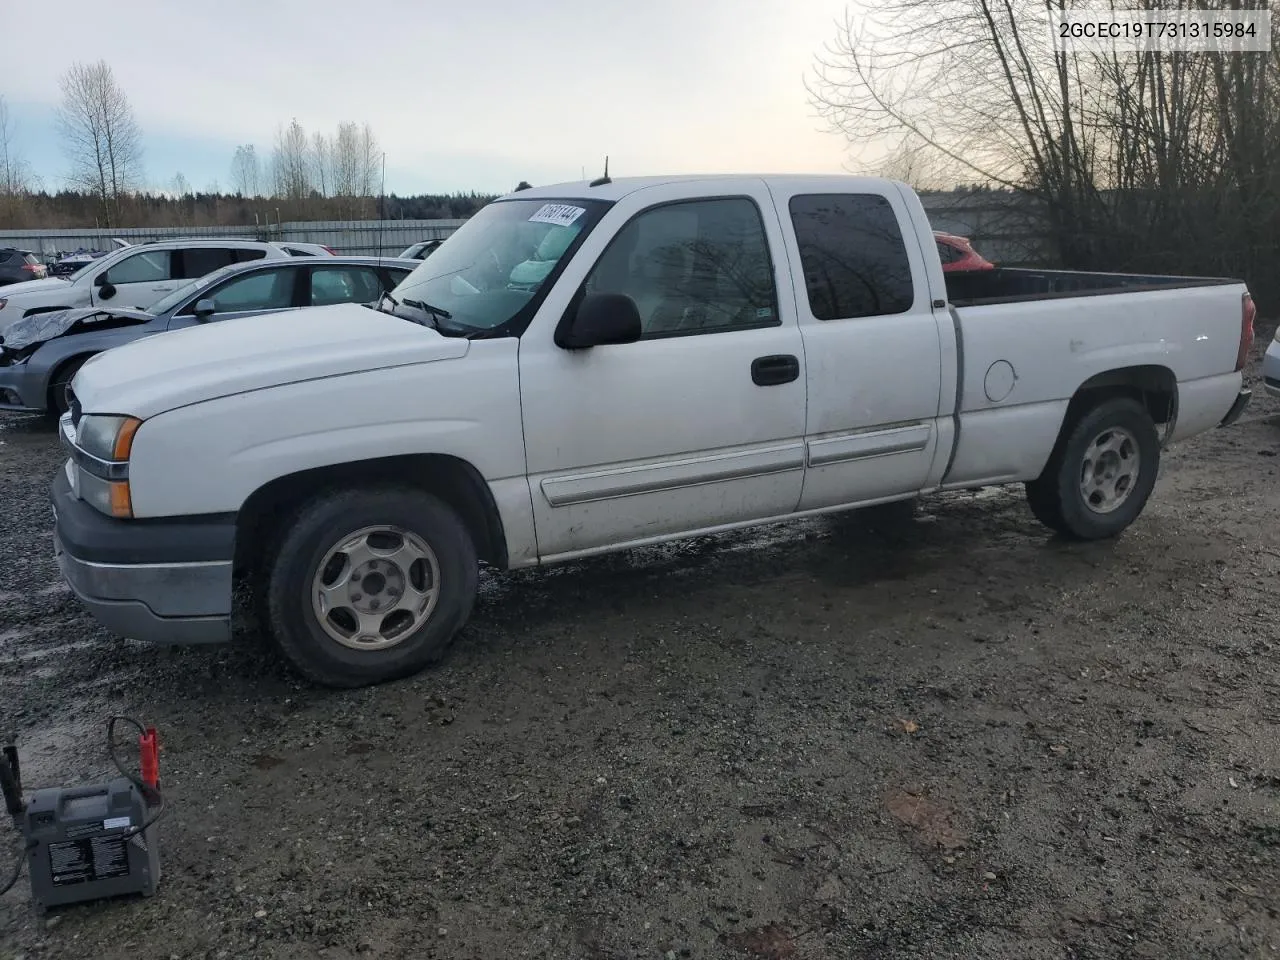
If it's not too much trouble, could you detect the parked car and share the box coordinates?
[1260,323,1280,399]
[48,239,132,277]
[0,256,417,416]
[50,174,1253,688]
[398,239,443,260]
[0,239,311,333]
[934,231,994,272]
[0,249,47,285]
[280,241,338,257]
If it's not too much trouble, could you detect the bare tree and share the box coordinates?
[0,96,35,197]
[874,134,955,191]
[331,121,360,215]
[168,171,191,197]
[357,123,381,195]
[271,119,311,200]
[56,60,143,227]
[0,96,36,225]
[231,144,261,197]
[330,121,381,215]
[310,132,331,198]
[808,0,1280,301]
[357,123,382,216]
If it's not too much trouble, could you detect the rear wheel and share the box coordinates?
[1024,397,1159,540]
[264,486,478,688]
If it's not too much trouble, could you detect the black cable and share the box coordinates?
[0,841,32,898]
[106,716,166,840]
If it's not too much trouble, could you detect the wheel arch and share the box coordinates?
[46,352,97,414]
[233,453,509,577]
[1041,365,1177,469]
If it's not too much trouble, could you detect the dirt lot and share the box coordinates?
[2,339,1279,960]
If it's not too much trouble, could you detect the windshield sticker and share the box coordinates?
[528,203,585,227]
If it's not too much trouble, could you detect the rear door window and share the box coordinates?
[788,194,914,320]
[179,247,241,279]
[309,266,385,306]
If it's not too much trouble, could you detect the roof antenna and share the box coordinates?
[589,156,611,188]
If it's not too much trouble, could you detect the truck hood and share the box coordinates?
[71,303,471,418]
[0,306,153,353]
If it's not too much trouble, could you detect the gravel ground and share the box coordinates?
[1,335,1279,960]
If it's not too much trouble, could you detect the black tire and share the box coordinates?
[263,486,478,688]
[1024,397,1159,541]
[857,497,918,531]
[46,355,90,418]
[1023,477,1067,535]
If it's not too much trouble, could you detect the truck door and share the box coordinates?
[767,182,952,509]
[518,180,808,562]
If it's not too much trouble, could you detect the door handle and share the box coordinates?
[151,286,169,292]
[751,354,800,386]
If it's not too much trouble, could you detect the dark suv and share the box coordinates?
[0,249,46,286]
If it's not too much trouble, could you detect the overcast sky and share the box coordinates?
[0,0,860,196]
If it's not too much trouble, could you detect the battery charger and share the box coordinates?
[1,717,164,912]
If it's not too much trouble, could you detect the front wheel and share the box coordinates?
[1024,397,1160,541]
[47,355,90,418]
[264,487,479,688]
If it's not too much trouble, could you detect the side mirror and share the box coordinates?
[193,298,216,320]
[97,281,116,300]
[558,292,642,349]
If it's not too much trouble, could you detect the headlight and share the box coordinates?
[72,414,141,518]
[0,299,7,310]
[77,415,141,462]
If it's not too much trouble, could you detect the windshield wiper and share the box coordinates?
[373,291,476,336]
[402,297,452,322]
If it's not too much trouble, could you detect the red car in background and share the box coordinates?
[934,231,994,272]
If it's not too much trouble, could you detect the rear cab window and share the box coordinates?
[788,193,915,320]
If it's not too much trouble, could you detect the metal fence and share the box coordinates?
[0,219,468,260]
[0,192,1057,267]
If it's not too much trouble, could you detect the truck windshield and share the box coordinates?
[387,197,610,334]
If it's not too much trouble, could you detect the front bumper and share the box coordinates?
[51,469,235,645]
[0,363,45,413]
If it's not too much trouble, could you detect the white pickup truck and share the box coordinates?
[50,174,1255,688]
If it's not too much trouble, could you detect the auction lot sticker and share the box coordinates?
[529,204,586,226]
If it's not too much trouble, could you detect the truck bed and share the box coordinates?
[945,266,1239,307]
